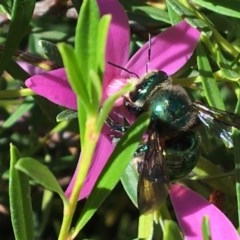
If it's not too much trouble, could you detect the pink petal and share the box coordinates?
[18,61,45,76]
[123,21,200,77]
[170,184,240,240]
[98,0,130,85]
[26,0,130,109]
[103,76,128,106]
[25,68,77,109]
[65,132,114,199]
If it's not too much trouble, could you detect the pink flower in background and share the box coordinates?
[25,0,238,239]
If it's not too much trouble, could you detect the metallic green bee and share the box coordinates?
[57,63,240,214]
[108,70,240,214]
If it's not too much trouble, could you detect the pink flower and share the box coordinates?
[25,1,239,238]
[25,0,200,199]
[170,184,240,240]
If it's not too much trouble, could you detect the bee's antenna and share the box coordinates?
[146,33,151,74]
[108,61,139,78]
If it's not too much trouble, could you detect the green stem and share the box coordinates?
[58,117,99,240]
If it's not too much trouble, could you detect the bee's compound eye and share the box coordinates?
[164,132,200,180]
[156,71,169,80]
[130,71,170,103]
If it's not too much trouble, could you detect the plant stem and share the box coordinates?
[58,116,99,240]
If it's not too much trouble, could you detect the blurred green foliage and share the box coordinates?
[0,0,240,239]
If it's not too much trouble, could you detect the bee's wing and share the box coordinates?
[138,172,169,214]
[193,102,240,148]
[137,131,169,214]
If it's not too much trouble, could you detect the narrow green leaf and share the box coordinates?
[38,190,54,237]
[72,112,150,235]
[191,0,240,19]
[15,157,68,205]
[2,96,34,128]
[197,43,225,110]
[58,43,89,106]
[163,220,183,240]
[132,5,170,23]
[0,0,36,75]
[89,69,102,110]
[75,0,101,110]
[166,0,182,25]
[77,97,87,146]
[0,0,13,13]
[40,40,63,67]
[9,144,34,240]
[220,68,240,82]
[138,212,154,240]
[213,45,240,81]
[96,14,111,73]
[56,109,78,122]
[201,216,211,240]
[75,0,99,79]
[121,161,138,208]
[167,0,211,37]
[123,1,170,24]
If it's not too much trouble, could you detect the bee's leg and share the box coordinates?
[105,115,128,133]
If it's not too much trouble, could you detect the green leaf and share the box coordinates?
[75,0,99,80]
[167,0,212,37]
[2,96,34,128]
[121,161,138,208]
[96,14,111,73]
[40,40,63,67]
[15,157,68,205]
[201,216,211,240]
[132,6,170,23]
[122,0,170,25]
[58,43,89,107]
[89,69,102,110]
[191,0,240,19]
[166,1,182,25]
[0,0,13,13]
[58,43,93,115]
[38,190,54,237]
[77,97,87,146]
[163,220,183,240]
[72,112,150,235]
[138,212,154,240]
[0,0,36,75]
[197,43,225,110]
[56,109,78,122]
[219,68,240,82]
[9,144,34,240]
